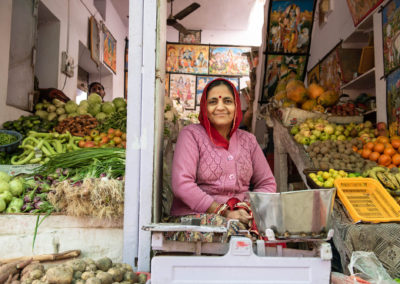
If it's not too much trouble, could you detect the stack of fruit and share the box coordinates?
[291,118,375,146]
[273,78,339,113]
[326,102,360,116]
[308,169,360,188]
[356,135,400,168]
[77,128,126,149]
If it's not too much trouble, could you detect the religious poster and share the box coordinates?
[169,74,196,110]
[346,0,383,26]
[319,45,342,93]
[262,54,307,100]
[166,43,209,74]
[267,0,316,54]
[195,76,239,106]
[382,0,400,76]
[103,26,117,73]
[307,63,320,85]
[387,67,400,137]
[179,30,201,44]
[209,46,251,76]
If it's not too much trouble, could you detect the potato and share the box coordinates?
[84,258,96,266]
[31,281,46,284]
[30,270,43,280]
[74,281,85,284]
[45,266,73,284]
[67,259,87,272]
[96,271,113,284]
[96,258,113,272]
[86,277,101,284]
[73,271,83,279]
[86,264,97,272]
[81,272,96,280]
[22,263,45,276]
[107,268,123,282]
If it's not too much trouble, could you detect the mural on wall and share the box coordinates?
[319,45,342,94]
[262,54,307,100]
[346,0,383,26]
[169,73,196,110]
[267,0,315,54]
[209,46,251,76]
[382,0,400,76]
[387,67,400,137]
[195,76,239,106]
[307,63,320,85]
[103,26,117,74]
[166,43,209,74]
[179,30,201,44]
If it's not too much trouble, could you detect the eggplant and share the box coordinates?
[33,196,41,203]
[23,195,31,203]
[34,201,43,209]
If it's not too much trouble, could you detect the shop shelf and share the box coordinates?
[340,68,375,90]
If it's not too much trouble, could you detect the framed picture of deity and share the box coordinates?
[346,0,383,27]
[169,73,196,110]
[387,67,400,137]
[318,43,343,94]
[261,54,307,101]
[266,0,316,54]
[195,76,240,106]
[382,0,400,76]
[179,30,201,44]
[209,46,251,76]
[307,63,320,85]
[166,43,209,74]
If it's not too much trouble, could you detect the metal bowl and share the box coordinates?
[248,188,336,239]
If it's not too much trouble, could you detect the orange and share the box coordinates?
[361,149,372,159]
[388,164,396,169]
[364,142,374,150]
[374,143,385,153]
[352,146,358,152]
[377,136,390,144]
[392,139,400,149]
[369,152,380,162]
[357,149,363,155]
[384,147,396,157]
[378,154,391,166]
[392,154,400,165]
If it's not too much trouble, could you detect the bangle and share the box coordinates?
[214,203,228,217]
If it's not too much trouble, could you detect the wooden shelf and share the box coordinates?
[340,68,375,90]
[342,11,373,48]
[363,108,376,115]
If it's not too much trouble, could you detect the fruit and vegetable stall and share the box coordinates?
[0,93,132,268]
[268,78,400,277]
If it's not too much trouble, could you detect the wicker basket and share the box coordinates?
[0,130,23,153]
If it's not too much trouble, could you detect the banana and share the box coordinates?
[395,173,400,191]
[368,166,387,180]
[376,172,397,191]
[384,172,400,190]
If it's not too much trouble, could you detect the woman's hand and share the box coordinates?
[225,209,252,227]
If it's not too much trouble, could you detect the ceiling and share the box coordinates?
[110,0,259,31]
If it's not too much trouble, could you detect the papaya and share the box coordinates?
[307,83,324,99]
[286,80,308,103]
[317,90,339,107]
[312,104,325,113]
[301,99,317,111]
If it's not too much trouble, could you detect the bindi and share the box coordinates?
[219,96,222,98]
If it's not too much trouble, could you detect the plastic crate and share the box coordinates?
[334,178,400,223]
[0,130,23,153]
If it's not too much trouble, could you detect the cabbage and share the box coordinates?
[117,107,126,113]
[9,179,24,196]
[0,180,10,193]
[79,100,89,108]
[101,102,116,114]
[35,103,44,110]
[88,93,103,105]
[65,101,78,114]
[88,104,101,116]
[67,112,78,117]
[0,171,11,183]
[95,112,107,121]
[48,112,57,121]
[77,106,88,115]
[112,97,127,109]
[47,105,56,113]
[58,114,67,122]
[0,191,12,204]
[0,198,5,212]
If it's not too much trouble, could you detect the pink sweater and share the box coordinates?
[171,124,276,216]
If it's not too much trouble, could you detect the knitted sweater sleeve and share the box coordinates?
[171,127,215,212]
[250,135,277,193]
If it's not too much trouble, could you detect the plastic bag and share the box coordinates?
[348,251,397,284]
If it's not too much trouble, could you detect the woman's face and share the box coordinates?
[206,84,235,129]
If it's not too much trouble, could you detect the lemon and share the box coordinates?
[322,172,330,180]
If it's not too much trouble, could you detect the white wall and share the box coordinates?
[40,0,128,101]
[0,0,30,124]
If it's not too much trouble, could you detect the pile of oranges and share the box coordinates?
[354,136,400,168]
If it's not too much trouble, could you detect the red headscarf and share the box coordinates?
[198,78,242,150]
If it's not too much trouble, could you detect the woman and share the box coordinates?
[169,78,276,241]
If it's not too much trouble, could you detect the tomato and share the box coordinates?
[101,136,109,144]
[84,141,95,148]
[78,140,86,148]
[100,132,107,138]
[107,133,114,140]
[90,129,100,138]
[114,129,123,137]
[121,133,127,141]
[94,136,102,143]
[84,135,92,141]
[113,137,122,145]
[108,128,115,135]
